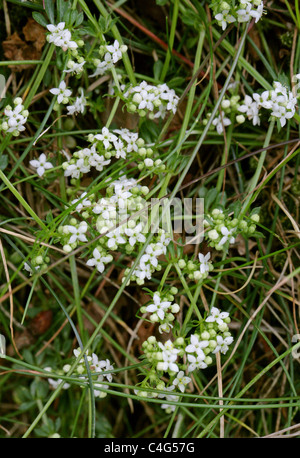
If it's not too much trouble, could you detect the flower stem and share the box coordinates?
[241,118,275,215]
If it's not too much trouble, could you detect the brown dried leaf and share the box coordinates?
[29,310,53,336]
[3,32,40,71]
[22,18,46,52]
[2,18,46,72]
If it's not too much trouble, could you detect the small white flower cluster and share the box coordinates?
[204,208,260,251]
[123,229,171,285]
[59,174,170,284]
[205,94,241,135]
[212,0,264,31]
[46,22,78,51]
[137,306,233,412]
[178,252,214,283]
[58,219,89,252]
[50,81,72,104]
[90,40,128,77]
[44,347,114,399]
[66,88,87,116]
[134,370,191,414]
[238,81,298,128]
[185,307,233,372]
[62,128,162,180]
[29,153,53,177]
[0,98,29,136]
[64,57,86,76]
[141,306,233,377]
[23,252,50,276]
[123,81,180,119]
[140,288,180,334]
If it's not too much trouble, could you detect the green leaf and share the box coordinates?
[44,0,55,24]
[139,119,161,144]
[0,154,8,171]
[204,188,218,211]
[153,60,163,81]
[57,0,70,22]
[75,11,84,27]
[32,12,49,28]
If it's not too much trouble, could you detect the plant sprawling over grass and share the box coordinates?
[0,0,299,439]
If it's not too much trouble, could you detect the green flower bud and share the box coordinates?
[204,356,213,365]
[178,259,186,269]
[250,213,260,223]
[201,331,210,340]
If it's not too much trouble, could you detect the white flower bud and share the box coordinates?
[208,229,219,240]
[201,331,210,340]
[35,255,43,265]
[63,244,72,253]
[236,114,245,124]
[250,213,260,223]
[144,158,154,167]
[221,99,231,109]
[14,97,23,106]
[133,93,143,104]
[171,304,180,314]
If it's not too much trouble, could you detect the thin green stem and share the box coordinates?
[160,0,179,82]
[0,169,47,230]
[241,119,275,214]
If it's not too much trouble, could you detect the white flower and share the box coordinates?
[3,100,28,134]
[146,293,171,321]
[213,335,234,354]
[219,226,236,246]
[113,139,126,159]
[67,88,87,115]
[239,95,261,125]
[212,111,231,135]
[198,252,211,274]
[94,127,118,150]
[158,351,179,373]
[67,221,88,244]
[86,248,112,273]
[46,22,78,51]
[96,358,115,382]
[250,2,264,23]
[106,227,126,249]
[185,334,209,357]
[140,245,160,269]
[124,223,146,246]
[70,192,92,212]
[94,155,111,172]
[29,153,53,177]
[187,353,207,372]
[73,347,92,363]
[46,22,65,35]
[64,159,90,178]
[50,81,72,104]
[215,10,235,30]
[64,60,86,75]
[106,40,123,63]
[44,367,70,390]
[205,307,229,325]
[172,371,191,393]
[236,3,252,22]
[158,322,174,334]
[24,262,40,276]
